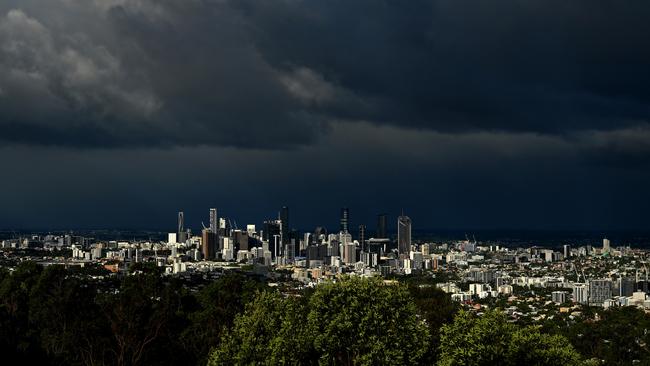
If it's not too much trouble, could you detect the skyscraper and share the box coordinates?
[340,207,349,234]
[202,228,217,260]
[397,214,411,256]
[263,219,281,258]
[209,208,218,234]
[377,214,387,239]
[603,238,611,253]
[359,225,366,252]
[280,206,289,245]
[177,211,187,244]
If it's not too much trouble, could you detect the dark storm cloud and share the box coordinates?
[1,122,647,230]
[1,0,650,151]
[240,0,650,133]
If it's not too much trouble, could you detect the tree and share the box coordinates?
[28,265,112,365]
[308,277,429,365]
[563,306,650,365]
[209,291,311,365]
[181,272,266,365]
[408,285,458,363]
[0,261,46,362]
[100,273,184,366]
[210,276,430,365]
[437,309,582,366]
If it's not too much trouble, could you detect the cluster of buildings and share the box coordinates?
[0,207,422,278]
[3,208,650,315]
[170,207,424,280]
[433,237,650,313]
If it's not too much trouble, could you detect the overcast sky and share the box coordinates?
[0,0,649,232]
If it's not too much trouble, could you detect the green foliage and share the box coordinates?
[0,261,46,361]
[0,262,265,366]
[408,285,459,362]
[128,261,163,275]
[308,277,429,365]
[437,309,582,366]
[562,306,650,365]
[210,291,312,365]
[210,276,431,366]
[181,272,267,365]
[29,265,111,365]
[11,261,650,366]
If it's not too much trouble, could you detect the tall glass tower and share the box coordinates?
[280,206,289,245]
[340,207,349,234]
[397,214,411,256]
[178,211,187,243]
[209,208,218,234]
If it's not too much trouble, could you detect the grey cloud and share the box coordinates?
[577,125,650,167]
[0,122,647,230]
[0,0,649,154]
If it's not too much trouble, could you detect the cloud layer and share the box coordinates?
[0,1,649,230]
[1,0,649,150]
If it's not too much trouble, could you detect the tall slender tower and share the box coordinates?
[397,214,411,256]
[377,214,387,239]
[209,208,218,234]
[340,207,349,234]
[359,225,366,252]
[177,211,187,243]
[280,206,289,245]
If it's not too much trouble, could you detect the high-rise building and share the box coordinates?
[377,214,387,239]
[263,219,281,258]
[313,227,327,244]
[589,279,613,306]
[340,207,349,234]
[209,208,218,234]
[603,238,611,253]
[280,206,290,245]
[563,244,570,258]
[551,291,568,304]
[233,230,249,252]
[397,214,412,256]
[344,242,356,264]
[358,225,366,252]
[619,277,635,297]
[177,211,187,244]
[573,283,589,304]
[247,224,256,236]
[202,228,217,260]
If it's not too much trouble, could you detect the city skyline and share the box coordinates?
[2,2,650,365]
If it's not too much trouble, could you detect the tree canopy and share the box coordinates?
[210,276,431,366]
[437,309,582,366]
